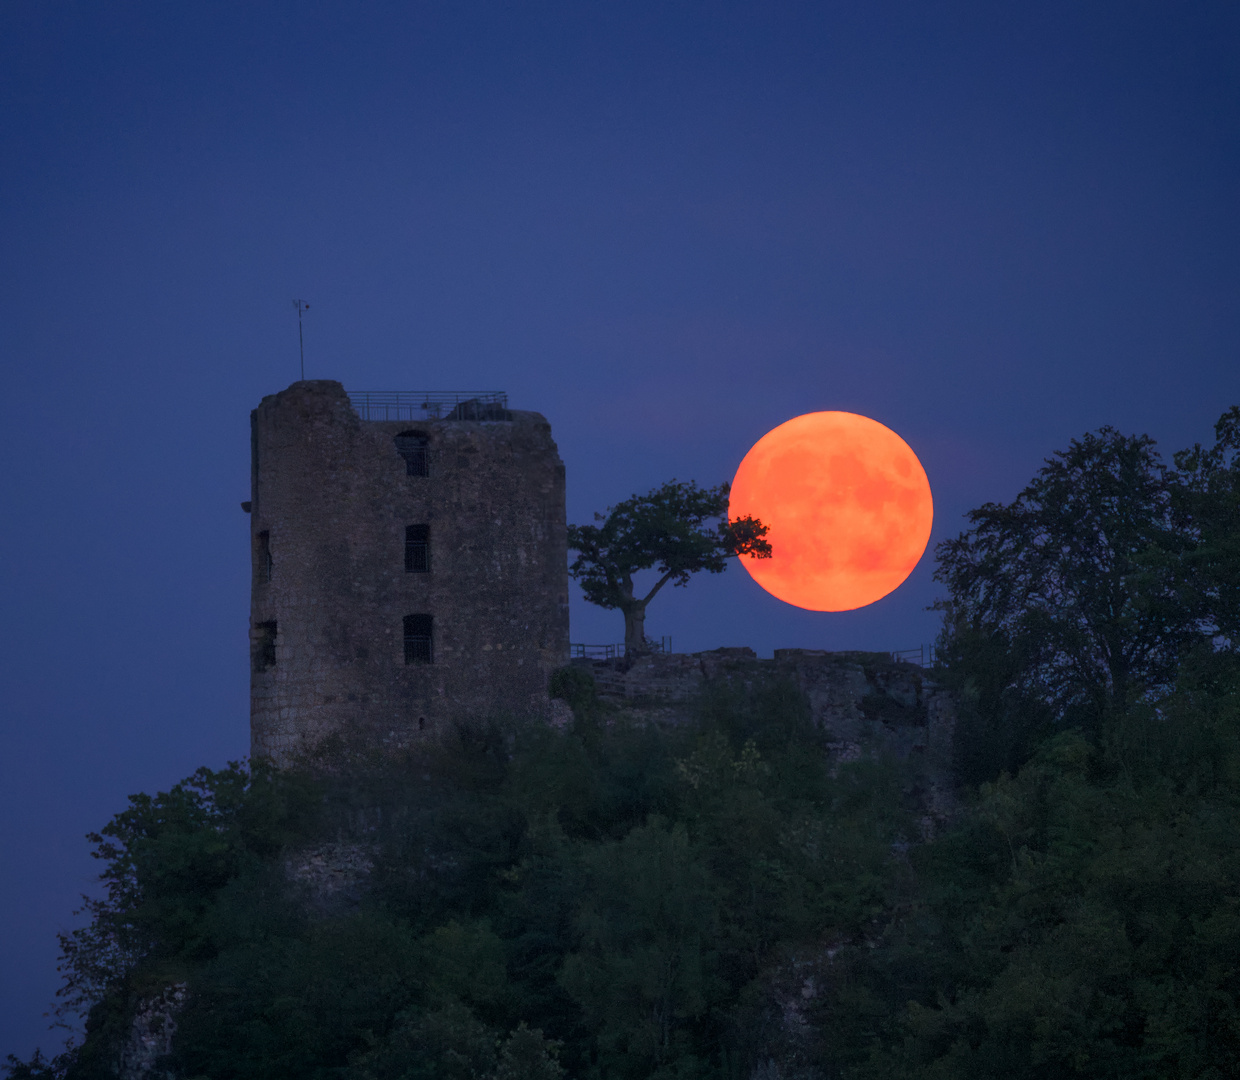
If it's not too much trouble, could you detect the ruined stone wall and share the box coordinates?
[580,647,957,825]
[249,380,569,763]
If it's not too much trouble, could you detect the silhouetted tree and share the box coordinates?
[1170,405,1240,647]
[567,480,771,654]
[935,426,1204,731]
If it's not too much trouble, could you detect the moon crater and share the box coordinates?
[729,411,933,612]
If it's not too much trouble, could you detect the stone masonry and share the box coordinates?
[248,381,569,764]
[578,647,957,826]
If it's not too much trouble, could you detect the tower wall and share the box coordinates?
[248,380,569,764]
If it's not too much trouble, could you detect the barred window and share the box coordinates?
[405,524,430,572]
[252,620,277,673]
[404,614,433,664]
[394,431,429,477]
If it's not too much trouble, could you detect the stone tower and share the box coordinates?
[247,380,569,764]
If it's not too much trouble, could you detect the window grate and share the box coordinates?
[404,613,433,664]
[405,524,430,572]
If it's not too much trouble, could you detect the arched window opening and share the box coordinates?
[394,431,429,476]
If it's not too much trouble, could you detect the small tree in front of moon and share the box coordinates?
[568,480,772,655]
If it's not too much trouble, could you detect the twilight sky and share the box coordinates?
[2,0,1238,1059]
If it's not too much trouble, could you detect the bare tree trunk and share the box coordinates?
[622,601,648,655]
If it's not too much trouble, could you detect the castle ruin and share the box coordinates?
[247,381,569,763]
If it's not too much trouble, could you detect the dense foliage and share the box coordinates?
[10,408,1240,1080]
[935,407,1239,785]
[17,683,914,1080]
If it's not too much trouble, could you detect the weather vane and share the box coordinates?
[292,299,310,381]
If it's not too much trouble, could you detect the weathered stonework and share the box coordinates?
[285,842,375,911]
[249,381,569,764]
[115,984,187,1080]
[578,647,957,825]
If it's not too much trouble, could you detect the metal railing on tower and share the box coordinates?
[348,391,509,421]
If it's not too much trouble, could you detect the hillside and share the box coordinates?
[9,408,1240,1080]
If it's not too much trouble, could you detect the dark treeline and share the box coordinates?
[9,408,1240,1080]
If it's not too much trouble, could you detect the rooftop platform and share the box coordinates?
[347,390,509,422]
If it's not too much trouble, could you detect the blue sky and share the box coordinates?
[2,0,1238,1059]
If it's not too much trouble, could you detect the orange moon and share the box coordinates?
[729,412,933,611]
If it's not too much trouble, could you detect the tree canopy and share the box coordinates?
[19,648,1240,1080]
[934,425,1206,731]
[18,684,909,1080]
[1170,404,1240,647]
[567,480,771,653]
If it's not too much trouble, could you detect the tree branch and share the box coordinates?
[641,570,679,606]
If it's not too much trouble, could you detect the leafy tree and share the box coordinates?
[173,910,423,1080]
[558,817,718,1078]
[567,480,771,654]
[1170,405,1240,647]
[834,674,1240,1080]
[934,425,1205,735]
[491,1024,566,1080]
[1,1051,62,1080]
[349,1011,566,1080]
[349,1002,498,1080]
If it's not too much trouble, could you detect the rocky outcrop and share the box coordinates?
[575,647,957,829]
[285,842,375,911]
[115,984,187,1080]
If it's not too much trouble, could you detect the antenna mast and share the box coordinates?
[292,299,309,381]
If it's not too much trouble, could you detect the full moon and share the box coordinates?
[729,412,933,611]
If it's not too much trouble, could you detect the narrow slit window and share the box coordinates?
[252,620,277,672]
[405,524,430,572]
[256,530,272,583]
[403,613,433,665]
[394,431,429,477]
